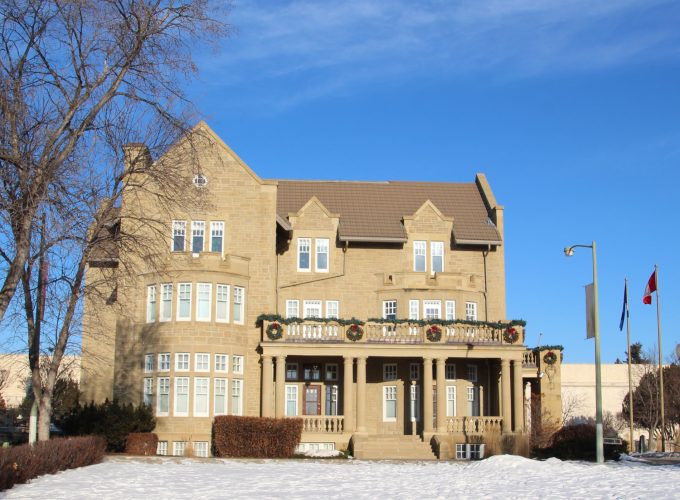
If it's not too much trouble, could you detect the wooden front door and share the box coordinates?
[304,385,321,415]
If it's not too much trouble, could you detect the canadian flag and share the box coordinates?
[643,270,657,304]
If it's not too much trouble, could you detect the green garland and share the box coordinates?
[346,324,364,342]
[426,325,442,342]
[266,322,283,340]
[543,351,558,365]
[257,313,365,327]
[366,317,526,329]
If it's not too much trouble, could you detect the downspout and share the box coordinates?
[482,245,490,321]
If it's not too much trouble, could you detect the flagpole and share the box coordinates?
[655,265,665,452]
[625,278,634,452]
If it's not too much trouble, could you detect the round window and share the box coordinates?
[192,174,208,187]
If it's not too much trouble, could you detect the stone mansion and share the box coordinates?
[80,122,562,459]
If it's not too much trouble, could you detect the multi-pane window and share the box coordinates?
[469,443,483,460]
[286,300,300,319]
[315,239,329,272]
[195,353,210,372]
[303,300,322,318]
[447,386,457,416]
[191,221,205,253]
[285,385,298,416]
[172,221,186,252]
[465,302,477,321]
[409,300,419,320]
[215,354,228,372]
[298,238,311,271]
[157,377,170,416]
[383,300,397,320]
[144,354,154,373]
[414,241,426,272]
[174,377,189,416]
[325,364,338,381]
[175,353,190,371]
[424,300,441,320]
[233,286,244,324]
[326,385,339,416]
[383,386,397,421]
[196,283,211,321]
[173,441,186,457]
[158,353,170,372]
[467,386,475,402]
[194,441,209,458]
[383,363,397,381]
[445,300,456,321]
[146,285,157,323]
[456,443,467,460]
[286,363,298,380]
[160,284,173,321]
[303,364,321,381]
[214,378,227,415]
[143,378,153,406]
[410,384,420,421]
[194,378,209,417]
[410,363,420,381]
[177,283,191,320]
[210,221,224,253]
[467,365,478,382]
[445,363,456,380]
[157,441,168,456]
[431,241,444,274]
[231,379,243,416]
[216,284,229,322]
[232,355,243,374]
[326,301,339,319]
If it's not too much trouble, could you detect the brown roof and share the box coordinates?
[88,207,121,265]
[276,180,501,244]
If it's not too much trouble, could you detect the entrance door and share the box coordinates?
[304,385,321,415]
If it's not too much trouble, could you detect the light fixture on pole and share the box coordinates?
[564,241,604,463]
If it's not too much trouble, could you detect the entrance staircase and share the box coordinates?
[351,434,437,460]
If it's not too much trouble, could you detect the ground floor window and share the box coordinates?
[410,384,420,421]
[173,441,186,457]
[143,377,153,406]
[325,384,338,416]
[214,378,227,415]
[157,441,168,456]
[383,386,397,422]
[303,363,321,381]
[231,379,243,415]
[286,385,298,416]
[193,441,209,458]
[456,443,484,460]
[447,386,457,417]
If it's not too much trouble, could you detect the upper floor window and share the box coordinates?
[233,286,244,324]
[465,302,477,321]
[431,241,444,274]
[146,285,157,323]
[303,300,322,319]
[409,300,419,320]
[315,239,329,272]
[172,221,186,252]
[232,355,244,375]
[175,352,190,371]
[191,221,205,254]
[410,363,420,380]
[467,364,478,382]
[445,300,456,321]
[160,284,172,322]
[298,238,311,271]
[286,300,299,319]
[215,354,228,372]
[326,300,339,319]
[195,353,210,372]
[210,221,224,253]
[144,354,154,373]
[413,241,426,272]
[424,300,441,320]
[177,283,191,321]
[196,283,211,322]
[383,300,397,320]
[325,363,338,381]
[216,284,229,323]
[383,363,397,381]
[445,363,456,380]
[158,353,170,372]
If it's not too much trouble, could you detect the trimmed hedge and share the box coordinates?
[125,432,159,456]
[213,416,302,458]
[545,424,627,461]
[0,436,106,491]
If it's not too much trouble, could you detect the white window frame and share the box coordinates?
[285,384,298,416]
[383,300,397,320]
[232,355,244,375]
[174,377,189,417]
[383,363,398,381]
[445,300,456,321]
[410,384,421,422]
[445,363,456,380]
[160,284,173,322]
[194,377,210,417]
[146,285,157,323]
[424,300,441,320]
[143,377,153,406]
[326,300,339,319]
[467,386,476,402]
[431,241,444,274]
[194,441,209,458]
[158,353,170,372]
[215,354,228,373]
[467,365,478,382]
[196,283,212,322]
[465,301,477,321]
[177,283,192,321]
[383,385,397,422]
[414,240,426,272]
[315,238,329,272]
[297,238,311,272]
[286,300,299,319]
[210,221,224,254]
[144,354,154,373]
[214,378,227,416]
[456,443,467,460]
[409,300,419,320]
[447,385,457,417]
[231,379,243,416]
[410,363,420,381]
[303,300,322,319]
[172,220,186,252]
[191,220,205,254]
[195,353,210,372]
[173,441,186,457]
[175,352,190,372]
[325,363,338,381]
[216,284,229,323]
[157,441,168,456]
[233,286,244,325]
[157,377,170,416]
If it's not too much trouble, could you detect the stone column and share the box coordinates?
[512,359,524,433]
[501,358,512,433]
[356,356,367,433]
[275,355,286,418]
[423,357,433,433]
[343,356,355,432]
[435,358,447,433]
[261,355,274,417]
[479,386,485,417]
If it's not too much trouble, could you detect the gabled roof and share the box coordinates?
[276,180,501,244]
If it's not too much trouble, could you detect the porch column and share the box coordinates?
[343,356,355,432]
[261,355,274,417]
[512,359,524,433]
[435,358,447,433]
[423,357,433,433]
[479,386,484,416]
[356,356,367,433]
[501,358,512,433]
[275,355,286,418]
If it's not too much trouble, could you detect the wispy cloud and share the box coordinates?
[199,0,680,108]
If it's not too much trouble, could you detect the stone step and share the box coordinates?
[352,434,437,460]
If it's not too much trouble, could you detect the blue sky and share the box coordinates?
[188,0,680,363]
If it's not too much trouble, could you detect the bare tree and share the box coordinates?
[0,0,228,439]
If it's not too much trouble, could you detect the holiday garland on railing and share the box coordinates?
[257,313,365,327]
[265,322,284,340]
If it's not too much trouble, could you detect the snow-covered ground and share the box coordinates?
[4,454,678,499]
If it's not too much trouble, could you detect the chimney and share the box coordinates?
[122,143,152,172]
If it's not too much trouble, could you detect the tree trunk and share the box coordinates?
[38,394,53,441]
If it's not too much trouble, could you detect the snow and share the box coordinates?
[4,454,678,499]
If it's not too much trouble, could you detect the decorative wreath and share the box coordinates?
[503,326,519,344]
[266,322,283,340]
[346,324,364,342]
[543,350,558,365]
[426,325,442,342]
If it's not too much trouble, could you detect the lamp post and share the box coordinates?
[565,241,603,463]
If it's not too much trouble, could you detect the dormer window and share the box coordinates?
[193,174,208,187]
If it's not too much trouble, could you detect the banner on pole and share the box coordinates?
[585,283,595,339]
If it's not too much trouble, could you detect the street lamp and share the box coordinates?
[564,241,604,463]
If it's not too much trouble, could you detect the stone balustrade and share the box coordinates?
[446,416,503,435]
[301,415,344,434]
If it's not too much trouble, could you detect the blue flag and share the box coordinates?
[619,281,628,331]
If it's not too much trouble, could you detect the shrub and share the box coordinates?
[546,424,627,461]
[213,416,302,458]
[0,436,106,491]
[125,433,158,456]
[61,400,155,452]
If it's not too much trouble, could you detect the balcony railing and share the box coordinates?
[263,320,523,346]
[522,350,537,368]
[446,416,503,435]
[301,416,344,434]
